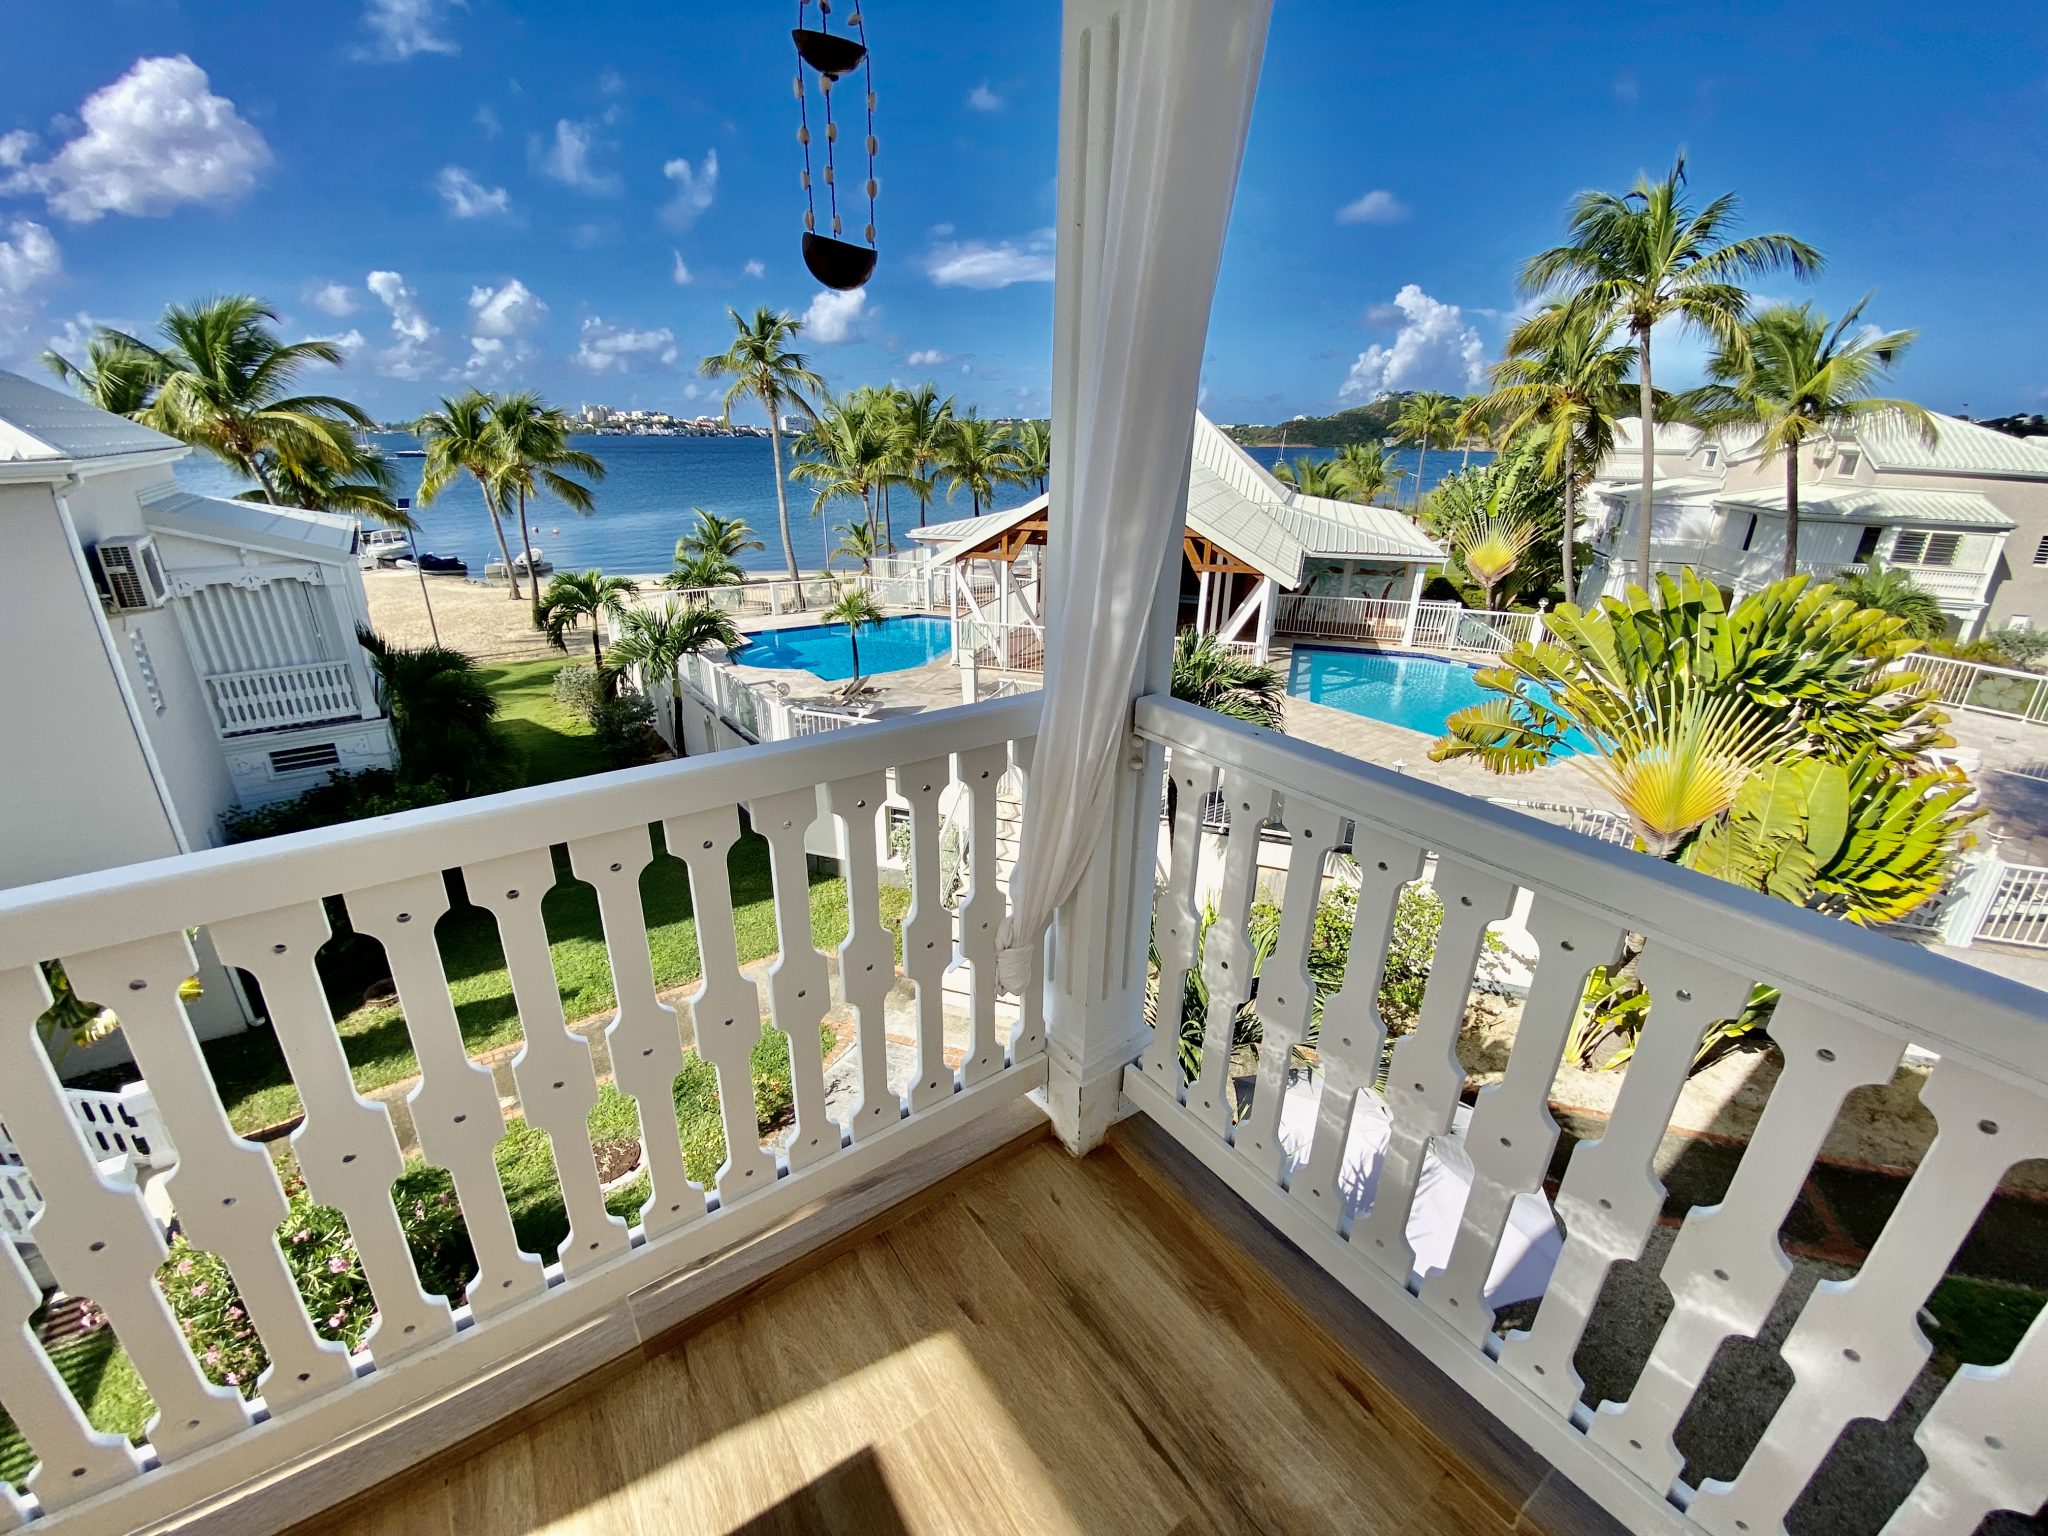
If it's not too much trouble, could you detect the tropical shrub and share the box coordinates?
[356,628,505,794]
[551,663,609,724]
[221,769,452,842]
[1171,630,1286,729]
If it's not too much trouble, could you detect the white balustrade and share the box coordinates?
[1901,651,2048,727]
[0,694,1041,1531]
[202,661,366,736]
[953,618,1046,673]
[1123,692,2048,1536]
[1273,595,1539,655]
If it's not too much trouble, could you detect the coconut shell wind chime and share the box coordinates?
[792,0,879,291]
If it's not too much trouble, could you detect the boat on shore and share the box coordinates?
[484,547,553,580]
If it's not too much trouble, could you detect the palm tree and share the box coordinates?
[418,390,522,600]
[896,382,956,529]
[492,392,607,625]
[1439,478,1541,613]
[1462,303,1636,601]
[1272,455,1344,498]
[1329,443,1406,504]
[828,520,881,574]
[99,296,373,503]
[538,570,639,665]
[1692,297,1932,576]
[243,437,414,527]
[1393,392,1461,507]
[1171,630,1286,729]
[355,627,502,794]
[821,587,885,683]
[1573,686,1790,859]
[1008,418,1052,494]
[700,307,823,594]
[663,550,745,590]
[40,333,163,417]
[1831,561,1949,640]
[677,509,765,566]
[792,390,901,549]
[937,413,1025,516]
[1522,156,1823,585]
[606,601,746,752]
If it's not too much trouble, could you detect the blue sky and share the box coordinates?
[2,0,2042,425]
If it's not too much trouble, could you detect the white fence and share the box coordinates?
[1979,859,2048,949]
[203,662,366,737]
[954,618,1046,674]
[1903,652,2048,726]
[672,650,869,746]
[0,1081,172,1240]
[626,576,843,620]
[1273,595,1543,656]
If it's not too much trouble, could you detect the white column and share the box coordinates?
[1254,576,1277,664]
[1039,0,1273,1155]
[1400,562,1426,648]
[1195,568,1211,635]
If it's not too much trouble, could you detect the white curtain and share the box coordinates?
[994,0,1271,993]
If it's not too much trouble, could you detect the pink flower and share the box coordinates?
[327,1312,345,1328]
[203,1347,221,1366]
[294,1229,312,1244]
[176,1258,194,1276]
[226,1306,243,1320]
[191,1282,209,1297]
[327,1257,348,1274]
[223,1371,239,1386]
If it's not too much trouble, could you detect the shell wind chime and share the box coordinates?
[792,0,880,290]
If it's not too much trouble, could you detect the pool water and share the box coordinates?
[735,614,953,681]
[1287,646,1587,755]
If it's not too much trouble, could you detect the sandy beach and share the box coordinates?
[362,569,676,660]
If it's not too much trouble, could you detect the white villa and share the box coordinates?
[1579,411,2048,636]
[908,411,1443,664]
[0,368,392,1057]
[0,7,2043,1536]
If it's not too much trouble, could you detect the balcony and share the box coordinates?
[200,662,369,738]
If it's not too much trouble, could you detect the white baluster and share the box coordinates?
[65,936,352,1413]
[1882,1307,2048,1536]
[1421,899,1624,1341]
[1186,781,1275,1137]
[462,852,628,1276]
[1138,755,1216,1091]
[1353,859,1516,1283]
[896,756,956,1113]
[744,787,840,1173]
[0,966,245,1459]
[566,828,704,1235]
[1587,998,1902,1495]
[210,905,454,1358]
[1290,835,1429,1233]
[344,877,546,1317]
[824,773,899,1139]
[1690,1062,2048,1536]
[1231,796,1331,1183]
[664,807,778,1203]
[1498,946,1753,1413]
[1007,737,1046,1063]
[955,743,1012,1084]
[0,1234,142,1508]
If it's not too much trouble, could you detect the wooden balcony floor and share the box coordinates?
[323,1123,1550,1536]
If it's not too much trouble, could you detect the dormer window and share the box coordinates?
[1835,449,1861,477]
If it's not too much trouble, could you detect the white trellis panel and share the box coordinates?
[1497,946,1755,1413]
[209,904,454,1358]
[1137,755,1215,1091]
[461,851,628,1278]
[664,806,779,1203]
[344,876,546,1318]
[1586,998,1904,1494]
[1353,857,1516,1283]
[896,756,957,1113]
[955,743,1013,1085]
[1690,1061,2048,1535]
[0,966,246,1460]
[65,935,354,1413]
[568,827,703,1236]
[744,786,841,1173]
[1187,780,1273,1136]
[1289,832,1428,1233]
[825,772,900,1139]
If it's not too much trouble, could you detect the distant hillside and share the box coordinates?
[1223,398,1409,449]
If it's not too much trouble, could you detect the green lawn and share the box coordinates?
[478,656,610,786]
[0,1318,150,1490]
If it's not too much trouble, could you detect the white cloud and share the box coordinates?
[743,259,765,279]
[310,327,366,350]
[801,288,867,344]
[474,104,501,138]
[463,333,522,380]
[310,282,358,317]
[5,57,270,223]
[0,220,62,359]
[598,69,625,96]
[574,316,677,374]
[1335,189,1409,226]
[671,250,692,285]
[905,348,954,367]
[659,149,718,229]
[366,269,436,377]
[467,277,546,337]
[923,230,1054,289]
[434,165,509,218]
[0,131,36,170]
[967,83,1003,112]
[535,118,620,194]
[1338,284,1488,400]
[357,0,460,61]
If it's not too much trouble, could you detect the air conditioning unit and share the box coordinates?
[87,534,170,613]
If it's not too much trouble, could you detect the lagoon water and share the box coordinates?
[171,433,1484,578]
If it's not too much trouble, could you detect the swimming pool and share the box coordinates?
[735,614,953,680]
[1287,646,1587,754]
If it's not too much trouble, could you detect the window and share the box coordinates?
[1891,530,1961,567]
[2034,535,2048,567]
[1740,514,1758,551]
[1700,446,1720,469]
[1852,526,1883,564]
[1834,449,1862,477]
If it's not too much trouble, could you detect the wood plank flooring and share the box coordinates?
[327,1127,1530,1536]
